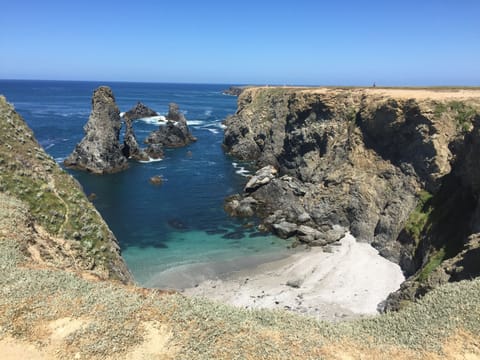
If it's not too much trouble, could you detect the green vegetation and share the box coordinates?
[417,248,446,282]
[0,97,128,282]
[1,213,480,358]
[434,100,478,132]
[404,190,434,244]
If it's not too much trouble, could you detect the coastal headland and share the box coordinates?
[1,87,480,358]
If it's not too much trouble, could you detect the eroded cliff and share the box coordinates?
[0,95,132,283]
[223,87,480,304]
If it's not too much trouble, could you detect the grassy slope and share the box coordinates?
[0,197,479,359]
[0,96,131,283]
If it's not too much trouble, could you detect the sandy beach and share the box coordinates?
[183,233,405,321]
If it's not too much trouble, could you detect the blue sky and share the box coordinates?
[0,0,479,85]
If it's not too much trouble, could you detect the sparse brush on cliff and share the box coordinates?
[0,96,132,283]
[404,190,434,244]
[434,100,478,132]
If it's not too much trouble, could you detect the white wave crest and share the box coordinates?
[138,157,163,163]
[187,120,205,126]
[138,115,167,125]
[120,112,126,117]
[204,109,213,116]
[232,162,250,177]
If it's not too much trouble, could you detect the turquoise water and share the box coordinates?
[0,80,290,287]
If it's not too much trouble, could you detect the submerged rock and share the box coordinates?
[149,175,163,186]
[145,103,197,148]
[167,218,188,230]
[64,86,128,174]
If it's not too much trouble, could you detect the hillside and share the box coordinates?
[1,93,480,359]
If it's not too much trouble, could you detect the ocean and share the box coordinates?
[0,80,291,288]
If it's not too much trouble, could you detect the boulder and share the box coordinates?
[272,221,297,239]
[244,165,277,193]
[296,225,322,243]
[64,86,128,174]
[224,195,257,217]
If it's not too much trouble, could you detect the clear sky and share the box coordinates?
[0,0,479,85]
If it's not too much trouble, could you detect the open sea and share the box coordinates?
[0,80,290,288]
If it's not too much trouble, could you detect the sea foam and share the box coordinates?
[138,157,163,164]
[138,115,167,125]
[232,162,250,177]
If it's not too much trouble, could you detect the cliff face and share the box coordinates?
[0,96,132,283]
[223,87,480,301]
[64,86,129,174]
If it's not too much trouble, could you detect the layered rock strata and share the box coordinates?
[64,86,128,174]
[223,87,480,304]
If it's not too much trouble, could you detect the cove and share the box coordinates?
[0,80,290,288]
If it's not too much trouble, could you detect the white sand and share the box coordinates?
[183,233,405,321]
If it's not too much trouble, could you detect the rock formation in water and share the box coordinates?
[223,86,245,96]
[64,86,128,174]
[122,115,149,161]
[145,102,197,148]
[223,87,480,306]
[124,101,158,120]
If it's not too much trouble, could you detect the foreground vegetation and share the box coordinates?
[1,192,479,359]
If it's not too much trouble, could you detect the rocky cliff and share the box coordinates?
[223,87,480,304]
[0,95,132,283]
[64,86,128,174]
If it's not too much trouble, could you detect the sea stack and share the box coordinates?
[145,102,197,148]
[122,115,149,161]
[64,86,128,174]
[124,101,157,120]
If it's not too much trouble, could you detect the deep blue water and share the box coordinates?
[0,80,289,287]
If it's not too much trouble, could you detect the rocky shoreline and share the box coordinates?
[222,87,480,309]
